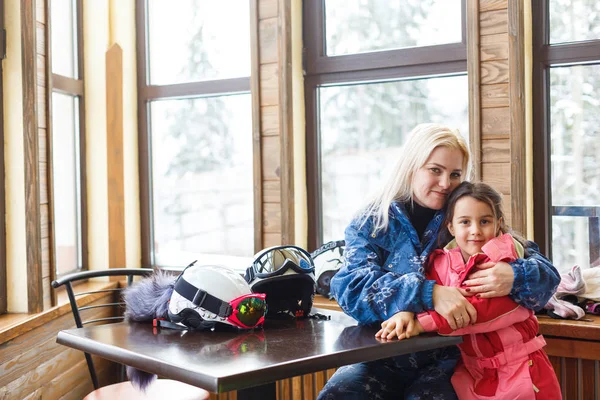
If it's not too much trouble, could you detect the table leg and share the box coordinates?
[237,382,276,400]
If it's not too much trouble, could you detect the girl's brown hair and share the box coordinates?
[438,181,529,254]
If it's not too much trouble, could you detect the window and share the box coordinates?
[533,0,600,272]
[137,0,253,270]
[49,0,86,277]
[304,0,469,249]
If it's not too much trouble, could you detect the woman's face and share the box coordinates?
[412,146,464,210]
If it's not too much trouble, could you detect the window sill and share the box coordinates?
[0,280,119,345]
[313,296,600,341]
[537,313,600,341]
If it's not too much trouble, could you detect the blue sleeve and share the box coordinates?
[330,218,436,326]
[508,241,560,311]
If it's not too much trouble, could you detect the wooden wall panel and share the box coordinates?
[261,136,281,181]
[481,83,508,108]
[263,203,282,233]
[481,139,510,163]
[263,232,281,248]
[253,0,296,247]
[258,0,277,19]
[106,44,127,272]
[481,163,510,194]
[481,107,510,138]
[543,334,600,399]
[259,63,279,107]
[474,0,518,227]
[22,0,44,314]
[34,0,52,309]
[0,292,118,399]
[263,180,281,203]
[479,0,507,13]
[507,0,527,235]
[481,60,509,84]
[480,33,508,61]
[480,9,508,35]
[261,105,280,137]
[258,18,278,64]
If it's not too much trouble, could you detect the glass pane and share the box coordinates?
[150,94,253,271]
[550,0,600,44]
[319,75,469,242]
[551,215,591,273]
[550,65,600,271]
[550,66,600,206]
[51,0,77,77]
[52,92,81,275]
[324,0,462,56]
[147,0,250,85]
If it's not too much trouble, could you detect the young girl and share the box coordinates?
[376,181,561,400]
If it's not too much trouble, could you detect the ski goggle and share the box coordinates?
[173,276,267,329]
[245,245,315,283]
[228,293,268,329]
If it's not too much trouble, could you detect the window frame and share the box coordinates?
[48,0,88,279]
[532,0,600,264]
[304,0,468,250]
[135,0,252,268]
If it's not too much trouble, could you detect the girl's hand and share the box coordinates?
[432,285,477,329]
[462,261,514,298]
[376,311,423,340]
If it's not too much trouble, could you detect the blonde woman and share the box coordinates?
[317,123,559,400]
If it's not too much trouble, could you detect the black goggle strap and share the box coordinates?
[244,266,255,283]
[174,276,233,318]
[310,240,345,259]
[153,318,188,331]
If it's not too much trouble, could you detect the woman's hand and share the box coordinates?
[376,311,423,340]
[462,261,514,298]
[432,285,477,330]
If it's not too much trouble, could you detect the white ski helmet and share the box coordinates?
[311,240,345,298]
[167,264,267,330]
[244,245,316,318]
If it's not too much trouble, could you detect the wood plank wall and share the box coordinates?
[545,338,600,399]
[478,0,514,226]
[22,0,44,314]
[0,289,118,399]
[36,0,53,310]
[106,44,127,273]
[253,0,295,249]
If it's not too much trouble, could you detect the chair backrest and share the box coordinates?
[52,268,155,389]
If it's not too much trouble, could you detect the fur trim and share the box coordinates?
[126,365,157,392]
[123,270,176,391]
[123,269,176,322]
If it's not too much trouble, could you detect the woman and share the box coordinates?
[317,123,560,400]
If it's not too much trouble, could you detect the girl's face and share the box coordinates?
[412,146,464,210]
[448,196,501,262]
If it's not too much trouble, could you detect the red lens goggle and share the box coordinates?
[227,293,267,329]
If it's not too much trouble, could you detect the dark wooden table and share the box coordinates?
[56,308,461,399]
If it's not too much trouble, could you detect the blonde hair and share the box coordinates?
[359,123,472,233]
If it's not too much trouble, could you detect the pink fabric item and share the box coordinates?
[556,265,586,297]
[544,295,586,319]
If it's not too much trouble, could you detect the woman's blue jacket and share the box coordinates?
[330,202,561,325]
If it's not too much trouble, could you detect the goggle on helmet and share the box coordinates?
[166,264,267,331]
[244,245,316,318]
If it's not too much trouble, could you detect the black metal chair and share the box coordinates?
[52,268,209,400]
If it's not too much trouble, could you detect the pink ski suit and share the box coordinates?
[417,233,561,399]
